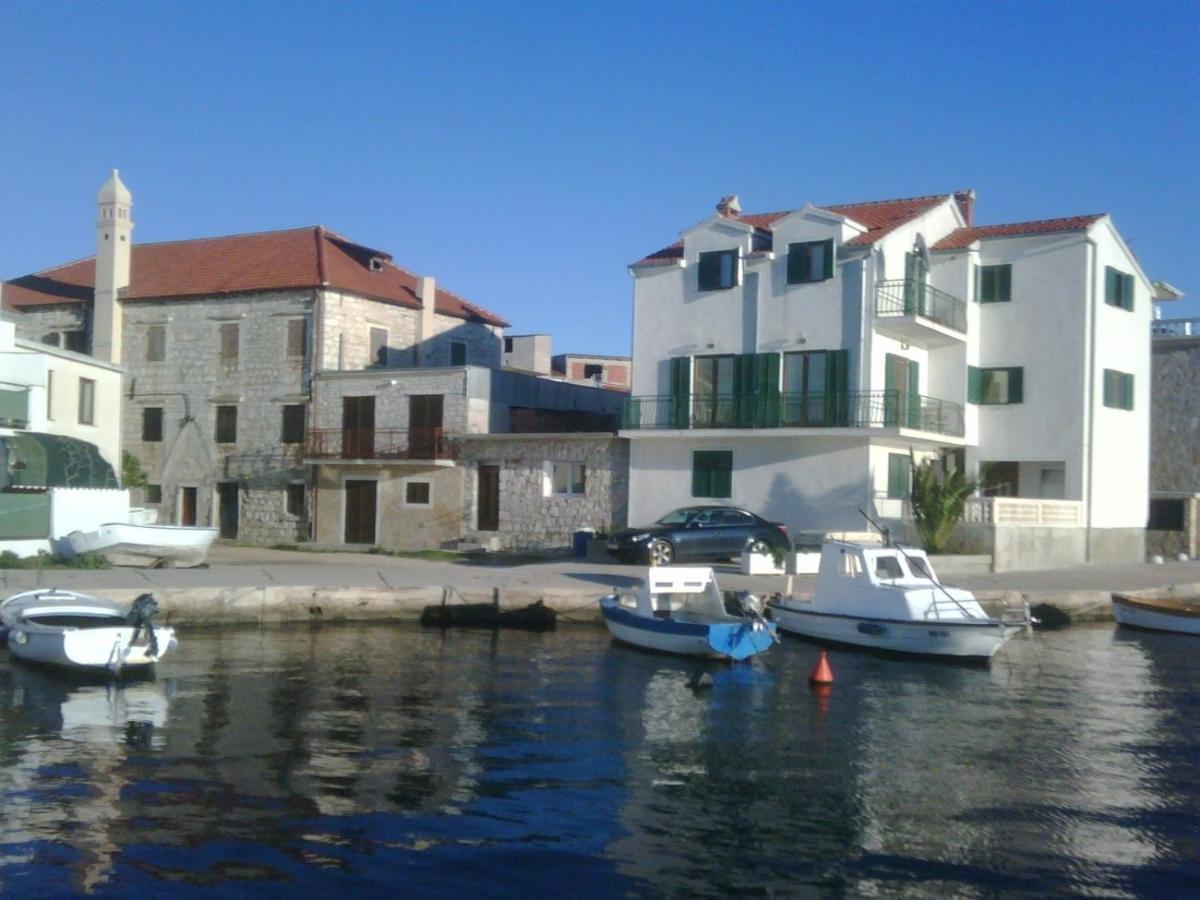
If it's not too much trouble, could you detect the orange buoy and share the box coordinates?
[809,650,834,685]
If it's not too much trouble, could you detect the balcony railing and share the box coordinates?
[876,280,967,334]
[1152,317,1199,338]
[303,427,454,461]
[621,390,964,437]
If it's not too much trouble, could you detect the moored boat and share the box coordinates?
[768,539,1026,660]
[67,522,218,567]
[1,589,177,673]
[1112,592,1200,635]
[599,567,777,661]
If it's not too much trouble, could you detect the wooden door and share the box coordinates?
[217,482,239,539]
[884,354,920,428]
[409,394,444,458]
[343,479,377,544]
[181,487,197,526]
[477,465,499,532]
[342,396,376,458]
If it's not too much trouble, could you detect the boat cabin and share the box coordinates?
[618,567,734,621]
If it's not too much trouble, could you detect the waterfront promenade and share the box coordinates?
[1,544,1197,626]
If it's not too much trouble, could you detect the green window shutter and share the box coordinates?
[819,239,834,280]
[786,244,803,284]
[1122,273,1135,311]
[998,265,1012,301]
[973,265,982,303]
[1105,267,1118,306]
[1007,367,1024,404]
[1103,369,1115,407]
[1122,373,1134,410]
[967,366,982,404]
[887,453,912,499]
[698,252,720,291]
[732,354,756,427]
[693,451,732,498]
[753,352,780,427]
[826,349,849,425]
[669,357,691,428]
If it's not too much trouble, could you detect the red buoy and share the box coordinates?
[809,650,834,685]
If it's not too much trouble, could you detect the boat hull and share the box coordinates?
[768,601,1013,659]
[1112,595,1200,636]
[68,523,218,567]
[7,624,177,671]
[600,598,776,660]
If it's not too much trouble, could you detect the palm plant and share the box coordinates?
[909,455,976,553]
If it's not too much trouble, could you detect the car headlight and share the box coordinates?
[629,533,650,542]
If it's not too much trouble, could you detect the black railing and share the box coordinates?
[304,427,454,460]
[876,279,967,334]
[621,391,964,437]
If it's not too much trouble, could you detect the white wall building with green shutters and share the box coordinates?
[622,192,1158,567]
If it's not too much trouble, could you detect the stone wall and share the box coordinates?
[1150,337,1200,492]
[10,304,90,347]
[310,368,471,433]
[457,436,629,551]
[313,463,465,550]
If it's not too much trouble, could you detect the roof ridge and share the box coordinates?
[822,192,951,209]
[964,213,1106,231]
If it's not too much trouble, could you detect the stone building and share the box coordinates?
[3,172,627,551]
[1148,302,1199,559]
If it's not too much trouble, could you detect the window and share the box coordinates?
[692,450,732,498]
[286,483,306,517]
[504,337,514,353]
[968,366,1024,405]
[1148,498,1185,532]
[404,480,433,507]
[783,350,829,425]
[281,404,306,444]
[46,370,53,420]
[1103,369,1134,410]
[369,327,388,367]
[837,551,863,579]
[697,249,738,291]
[220,323,239,363]
[978,264,1012,303]
[146,484,163,504]
[786,239,834,284]
[64,331,87,353]
[146,325,166,361]
[887,453,912,499]
[692,355,735,426]
[215,405,238,443]
[450,340,467,366]
[287,319,307,358]
[143,407,164,442]
[1105,266,1135,311]
[551,462,586,496]
[78,378,95,425]
[41,332,60,347]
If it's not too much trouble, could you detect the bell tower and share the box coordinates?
[93,169,133,363]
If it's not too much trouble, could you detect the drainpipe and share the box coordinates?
[1084,236,1098,561]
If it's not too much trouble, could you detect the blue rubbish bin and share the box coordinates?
[572,528,594,558]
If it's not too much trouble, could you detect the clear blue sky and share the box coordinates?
[2,1,1197,355]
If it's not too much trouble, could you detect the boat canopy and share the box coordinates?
[2,433,119,490]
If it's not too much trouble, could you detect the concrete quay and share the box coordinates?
[1,544,1197,627]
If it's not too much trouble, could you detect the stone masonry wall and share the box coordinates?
[1150,337,1200,492]
[11,305,90,348]
[458,436,629,551]
[310,368,470,434]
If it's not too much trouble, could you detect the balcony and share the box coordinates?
[0,387,30,429]
[875,280,967,347]
[1152,316,1199,339]
[621,390,964,438]
[303,427,455,463]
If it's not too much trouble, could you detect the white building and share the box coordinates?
[624,192,1156,569]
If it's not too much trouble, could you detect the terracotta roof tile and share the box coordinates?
[1,226,509,327]
[931,215,1105,250]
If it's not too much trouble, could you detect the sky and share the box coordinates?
[1,1,1197,356]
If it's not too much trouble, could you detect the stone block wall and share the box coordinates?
[11,304,89,347]
[311,368,471,433]
[1150,337,1200,492]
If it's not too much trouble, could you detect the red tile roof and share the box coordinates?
[931,215,1105,250]
[1,226,509,327]
[632,194,953,266]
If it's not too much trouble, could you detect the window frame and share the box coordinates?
[449,340,467,366]
[1102,368,1134,410]
[967,366,1024,405]
[219,322,239,364]
[63,331,88,354]
[402,477,434,508]
[786,239,834,285]
[215,405,238,444]
[78,378,95,425]
[697,249,739,292]
[286,318,307,359]
[1104,266,1135,311]
[369,326,389,367]
[145,484,163,504]
[692,450,733,499]
[281,404,306,444]
[142,406,164,442]
[550,462,587,496]
[146,324,166,362]
[286,482,307,517]
[978,264,1012,303]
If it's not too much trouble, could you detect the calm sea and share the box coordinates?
[0,623,1196,897]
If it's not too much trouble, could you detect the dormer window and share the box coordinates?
[698,249,739,291]
[786,239,834,284]
[369,257,385,272]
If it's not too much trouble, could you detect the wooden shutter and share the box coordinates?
[907,359,921,427]
[786,244,804,284]
[1007,367,1024,404]
[1105,267,1119,306]
[998,265,1012,301]
[887,453,912,499]
[732,354,756,427]
[753,353,780,427]
[973,265,981,303]
[967,366,982,404]
[668,356,691,429]
[1121,273,1135,311]
[1122,373,1134,410]
[698,252,720,291]
[826,349,849,425]
[819,239,834,280]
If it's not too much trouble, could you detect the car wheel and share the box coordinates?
[748,539,771,556]
[647,539,675,566]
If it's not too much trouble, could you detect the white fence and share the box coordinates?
[962,497,1083,527]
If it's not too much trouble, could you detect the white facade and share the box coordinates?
[624,193,1154,565]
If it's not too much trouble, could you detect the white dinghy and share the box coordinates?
[1,590,177,673]
[67,522,218,568]
[768,539,1027,660]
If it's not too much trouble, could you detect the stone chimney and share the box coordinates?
[716,195,742,218]
[953,190,975,226]
[416,275,436,365]
[93,169,133,363]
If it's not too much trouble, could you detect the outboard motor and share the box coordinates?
[126,592,161,658]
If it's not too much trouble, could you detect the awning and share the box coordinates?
[3,433,119,489]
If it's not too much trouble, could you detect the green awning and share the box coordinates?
[3,433,119,489]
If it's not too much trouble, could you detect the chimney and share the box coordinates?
[416,275,436,365]
[716,195,741,218]
[93,169,133,363]
[953,190,975,226]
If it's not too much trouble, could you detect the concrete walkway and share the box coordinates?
[2,544,1197,626]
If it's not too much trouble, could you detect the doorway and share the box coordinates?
[884,354,920,428]
[217,482,239,539]
[409,394,444,458]
[342,396,376,458]
[343,479,377,544]
[477,465,499,531]
[180,486,197,526]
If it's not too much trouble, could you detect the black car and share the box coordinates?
[606,506,790,566]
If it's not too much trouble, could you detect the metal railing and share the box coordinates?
[303,427,454,461]
[621,390,964,437]
[876,279,967,334]
[1152,317,1199,337]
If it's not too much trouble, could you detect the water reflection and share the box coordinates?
[0,624,1196,896]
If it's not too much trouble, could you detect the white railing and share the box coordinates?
[962,497,1083,527]
[1152,317,1199,338]
[872,495,910,521]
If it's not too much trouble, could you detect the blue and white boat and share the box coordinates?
[599,567,777,661]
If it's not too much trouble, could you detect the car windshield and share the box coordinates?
[654,508,697,526]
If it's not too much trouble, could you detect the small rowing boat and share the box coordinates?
[1112,592,1200,636]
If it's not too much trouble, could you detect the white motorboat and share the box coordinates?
[1112,592,1200,635]
[67,522,218,567]
[599,567,778,661]
[0,589,177,673]
[768,539,1026,660]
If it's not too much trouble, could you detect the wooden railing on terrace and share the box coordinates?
[303,427,454,461]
